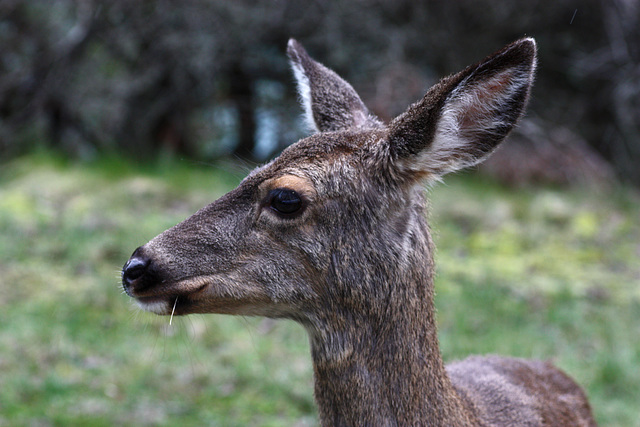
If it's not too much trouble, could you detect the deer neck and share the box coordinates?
[306,242,478,426]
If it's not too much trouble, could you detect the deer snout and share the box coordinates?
[122,248,155,297]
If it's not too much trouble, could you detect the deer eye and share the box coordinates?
[269,188,304,216]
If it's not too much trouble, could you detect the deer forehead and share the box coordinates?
[251,132,380,193]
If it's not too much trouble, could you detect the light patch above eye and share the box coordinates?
[265,174,317,201]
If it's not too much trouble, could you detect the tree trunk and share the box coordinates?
[230,64,256,161]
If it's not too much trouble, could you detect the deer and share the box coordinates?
[122,38,597,426]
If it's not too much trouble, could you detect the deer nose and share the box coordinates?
[122,249,152,296]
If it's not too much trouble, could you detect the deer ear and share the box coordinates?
[287,39,382,133]
[387,38,537,179]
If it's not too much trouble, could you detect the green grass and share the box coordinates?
[0,153,638,426]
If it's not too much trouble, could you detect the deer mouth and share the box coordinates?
[122,251,280,317]
[132,283,207,315]
[122,250,212,315]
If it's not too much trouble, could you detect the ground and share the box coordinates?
[0,153,638,426]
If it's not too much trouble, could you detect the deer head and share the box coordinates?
[122,37,536,350]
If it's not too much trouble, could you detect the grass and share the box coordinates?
[0,152,638,426]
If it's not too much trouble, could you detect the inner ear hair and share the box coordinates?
[388,38,537,179]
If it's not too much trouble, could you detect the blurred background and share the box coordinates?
[1,0,639,186]
[1,1,639,426]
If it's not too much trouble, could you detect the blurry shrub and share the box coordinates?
[0,0,638,185]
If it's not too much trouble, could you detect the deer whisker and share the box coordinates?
[169,296,178,326]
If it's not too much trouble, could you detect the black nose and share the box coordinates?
[122,249,152,295]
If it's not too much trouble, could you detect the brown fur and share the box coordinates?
[122,39,597,426]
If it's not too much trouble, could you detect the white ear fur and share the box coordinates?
[288,43,318,133]
[422,68,532,175]
[287,38,383,134]
[394,38,537,179]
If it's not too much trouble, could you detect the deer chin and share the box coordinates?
[135,291,201,316]
[136,296,174,315]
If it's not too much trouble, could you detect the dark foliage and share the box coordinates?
[1,0,638,185]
